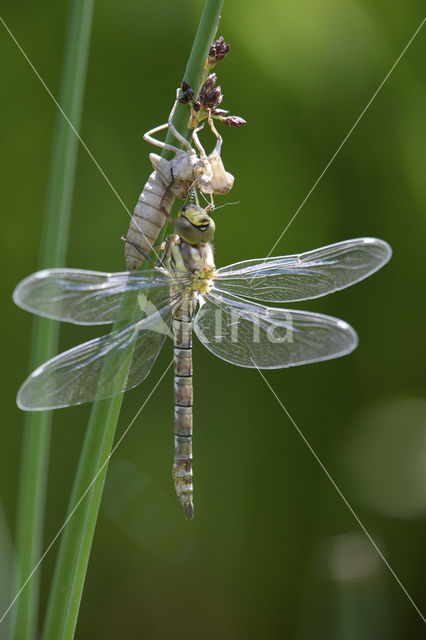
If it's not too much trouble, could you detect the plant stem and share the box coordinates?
[9,2,95,639]
[41,1,225,638]
[164,0,226,153]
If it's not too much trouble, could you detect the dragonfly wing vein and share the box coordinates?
[194,291,358,369]
[214,238,392,302]
[12,268,183,324]
[17,302,174,410]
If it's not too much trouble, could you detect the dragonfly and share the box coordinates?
[14,204,392,518]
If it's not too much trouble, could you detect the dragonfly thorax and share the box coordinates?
[169,239,216,295]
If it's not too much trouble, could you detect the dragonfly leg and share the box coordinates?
[159,166,182,210]
[207,110,223,155]
[143,122,181,154]
[156,236,177,268]
[191,125,207,159]
[143,89,193,154]
[121,233,178,268]
[121,235,159,267]
[166,88,194,152]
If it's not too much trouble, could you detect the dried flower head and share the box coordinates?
[204,73,217,91]
[221,115,247,127]
[211,108,229,117]
[207,87,223,109]
[208,36,230,65]
[179,82,195,104]
[198,79,223,110]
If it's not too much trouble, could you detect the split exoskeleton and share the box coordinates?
[124,90,234,271]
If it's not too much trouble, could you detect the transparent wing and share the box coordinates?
[17,301,174,410]
[214,238,391,302]
[194,291,358,369]
[13,268,189,325]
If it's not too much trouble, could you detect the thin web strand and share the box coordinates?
[0,360,173,628]
[255,366,426,626]
[265,16,426,259]
[0,14,163,263]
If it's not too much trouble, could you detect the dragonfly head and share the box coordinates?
[175,205,215,245]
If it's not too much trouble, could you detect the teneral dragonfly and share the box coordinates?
[14,205,392,518]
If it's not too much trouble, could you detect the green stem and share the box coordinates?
[42,398,123,640]
[41,2,225,639]
[9,2,95,639]
[164,0,225,153]
[156,0,225,245]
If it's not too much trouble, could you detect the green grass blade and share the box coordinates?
[41,2,225,639]
[0,501,14,640]
[41,397,123,640]
[9,2,95,639]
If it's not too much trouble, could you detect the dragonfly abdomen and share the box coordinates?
[125,171,174,271]
[172,296,196,519]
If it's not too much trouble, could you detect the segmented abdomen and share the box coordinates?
[172,294,196,519]
[125,171,174,271]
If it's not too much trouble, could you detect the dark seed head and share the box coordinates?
[208,36,231,64]
[206,87,223,109]
[198,85,223,110]
[179,82,195,104]
[222,115,247,127]
[204,73,217,91]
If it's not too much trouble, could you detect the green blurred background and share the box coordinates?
[1,0,425,638]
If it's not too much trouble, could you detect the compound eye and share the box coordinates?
[199,216,215,242]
